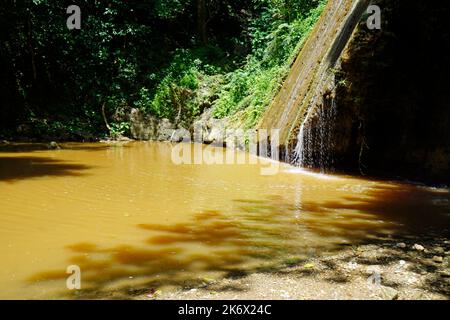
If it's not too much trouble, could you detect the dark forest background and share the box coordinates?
[0,0,324,140]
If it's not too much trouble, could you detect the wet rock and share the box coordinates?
[170,127,191,142]
[432,256,444,263]
[413,244,425,251]
[396,243,407,248]
[48,141,60,149]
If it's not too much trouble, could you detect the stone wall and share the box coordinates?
[330,0,450,184]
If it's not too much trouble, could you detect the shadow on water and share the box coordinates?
[0,143,51,153]
[300,184,450,239]
[0,157,91,182]
[28,184,450,299]
[0,142,130,153]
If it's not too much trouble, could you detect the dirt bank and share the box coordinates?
[142,238,450,300]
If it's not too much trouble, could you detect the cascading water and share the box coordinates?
[258,0,370,171]
[293,117,308,166]
[293,95,337,171]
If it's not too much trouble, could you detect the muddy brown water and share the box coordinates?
[0,142,449,299]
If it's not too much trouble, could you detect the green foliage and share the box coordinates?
[137,50,201,121]
[135,46,230,125]
[109,122,131,139]
[154,0,186,19]
[212,0,326,128]
[0,0,326,138]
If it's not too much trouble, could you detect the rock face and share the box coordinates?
[130,108,158,140]
[193,109,252,150]
[259,0,450,184]
[328,0,450,184]
[193,109,227,146]
[129,107,234,146]
[156,118,177,141]
[258,0,369,148]
[130,108,178,141]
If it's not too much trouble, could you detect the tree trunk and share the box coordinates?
[27,15,37,81]
[101,103,112,135]
[197,0,207,44]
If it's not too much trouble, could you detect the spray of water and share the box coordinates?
[293,97,337,172]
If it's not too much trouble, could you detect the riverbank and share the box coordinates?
[144,238,450,300]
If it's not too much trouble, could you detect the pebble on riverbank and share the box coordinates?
[147,239,450,301]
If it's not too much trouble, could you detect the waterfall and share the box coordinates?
[293,113,309,167]
[293,96,337,171]
[258,0,370,171]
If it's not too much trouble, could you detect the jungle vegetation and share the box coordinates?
[0,0,325,140]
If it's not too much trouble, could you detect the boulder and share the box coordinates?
[156,118,176,141]
[48,141,60,150]
[129,108,158,140]
[194,108,227,146]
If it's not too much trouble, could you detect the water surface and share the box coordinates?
[0,142,449,299]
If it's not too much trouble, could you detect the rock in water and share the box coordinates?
[48,141,60,150]
[433,256,443,263]
[413,244,425,251]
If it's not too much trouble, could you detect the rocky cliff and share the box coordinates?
[259,0,450,184]
[330,0,450,184]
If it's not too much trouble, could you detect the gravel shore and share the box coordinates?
[144,238,450,300]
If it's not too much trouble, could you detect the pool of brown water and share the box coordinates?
[0,142,449,299]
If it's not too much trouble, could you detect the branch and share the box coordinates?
[101,103,112,134]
